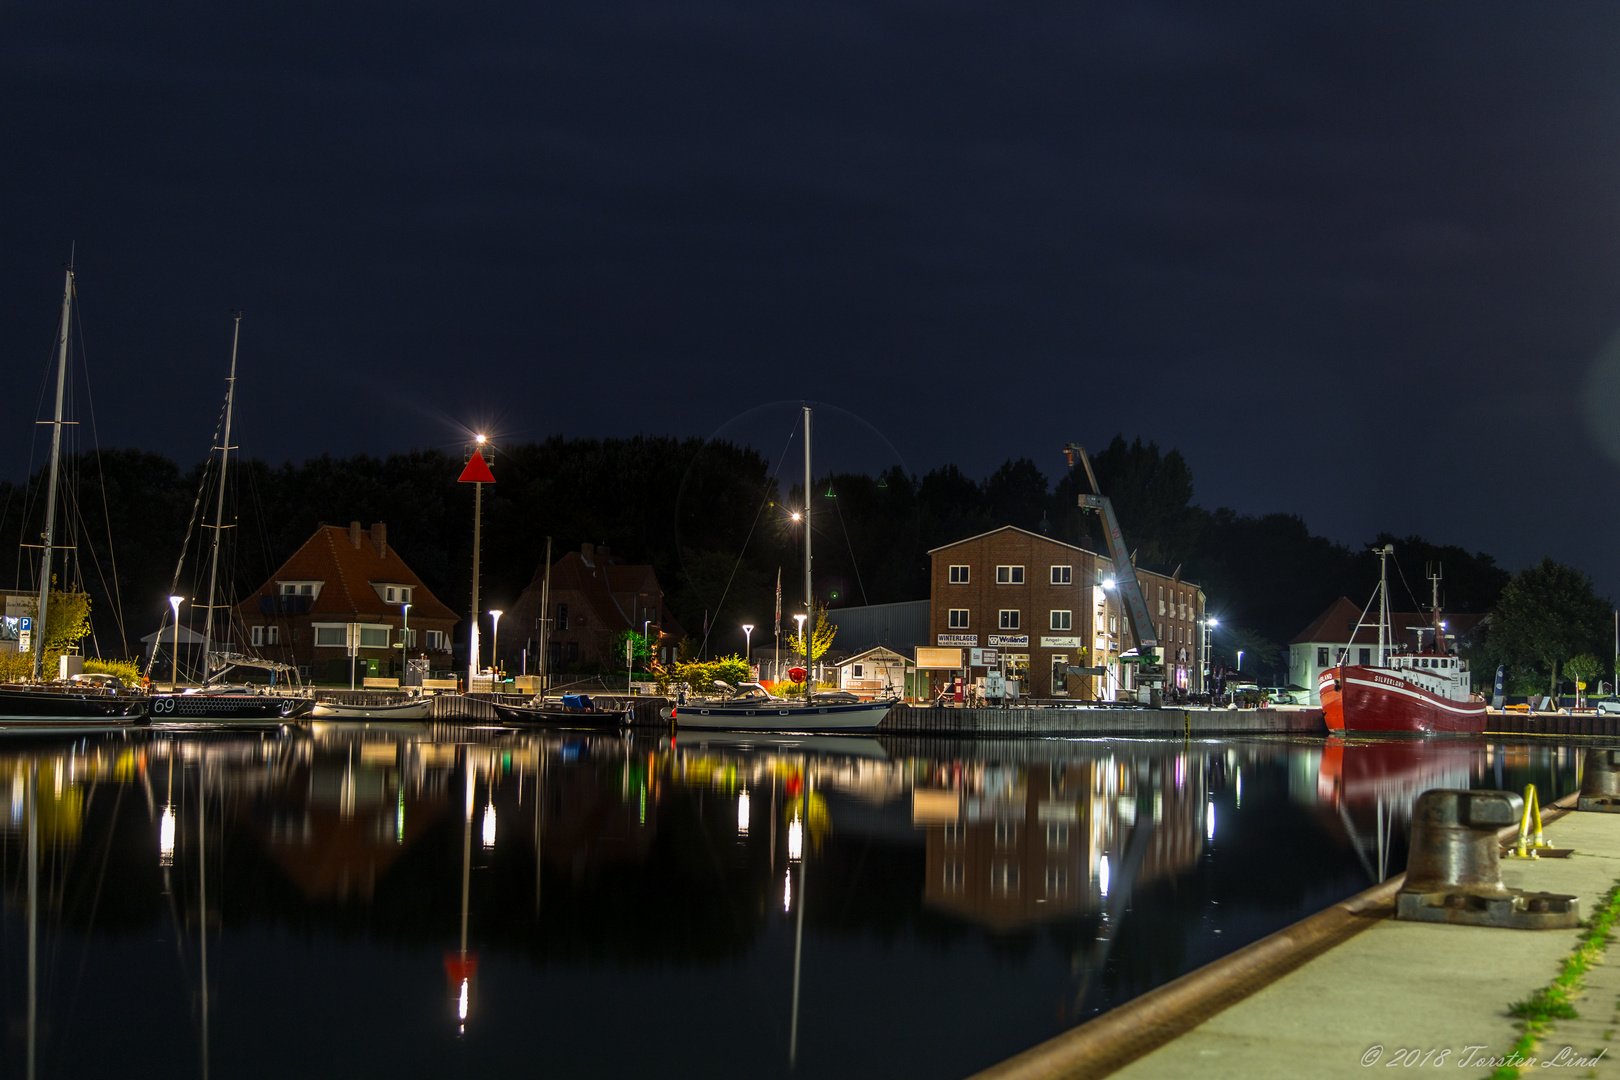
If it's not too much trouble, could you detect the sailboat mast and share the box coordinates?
[803,406,813,702]
[201,315,241,685]
[1377,545,1391,667]
[32,269,74,683]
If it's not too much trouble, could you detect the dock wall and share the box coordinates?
[876,704,1325,738]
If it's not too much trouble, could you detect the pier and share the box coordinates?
[971,789,1620,1080]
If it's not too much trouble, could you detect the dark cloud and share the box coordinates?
[5,0,1620,599]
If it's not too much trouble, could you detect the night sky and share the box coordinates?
[5,2,1620,597]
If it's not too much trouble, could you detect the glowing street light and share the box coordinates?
[168,595,184,690]
[742,623,754,665]
[488,610,503,678]
[1102,577,1117,590]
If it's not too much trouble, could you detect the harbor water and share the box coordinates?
[0,727,1581,1079]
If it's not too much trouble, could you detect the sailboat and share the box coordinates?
[149,316,313,722]
[0,266,148,729]
[674,406,895,733]
[1318,546,1486,735]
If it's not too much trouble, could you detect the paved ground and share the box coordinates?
[1113,812,1620,1079]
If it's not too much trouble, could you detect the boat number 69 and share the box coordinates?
[153,698,176,714]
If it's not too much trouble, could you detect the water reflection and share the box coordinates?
[0,729,1584,1079]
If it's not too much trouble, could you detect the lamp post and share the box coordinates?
[169,596,184,691]
[400,602,412,686]
[643,618,652,673]
[489,610,503,681]
[1200,616,1217,695]
[1237,649,1244,672]
[742,624,754,670]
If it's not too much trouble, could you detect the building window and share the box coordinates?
[995,820,1020,848]
[555,603,568,630]
[360,627,389,648]
[281,584,295,596]
[1317,647,1329,666]
[999,609,1020,630]
[401,587,411,604]
[1046,822,1069,848]
[314,626,346,647]
[400,628,415,647]
[1050,610,1072,630]
[1359,647,1371,666]
[426,630,446,651]
[1050,565,1072,585]
[948,609,970,629]
[266,625,279,645]
[949,565,969,584]
[995,565,1024,585]
[990,862,1019,897]
[385,587,395,603]
[251,626,264,646]
[943,862,964,893]
[300,584,313,596]
[1045,865,1068,897]
[851,663,864,678]
[1158,587,1165,616]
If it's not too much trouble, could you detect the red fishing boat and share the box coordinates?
[1318,546,1486,736]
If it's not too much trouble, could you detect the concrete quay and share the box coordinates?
[971,799,1620,1080]
[878,704,1326,737]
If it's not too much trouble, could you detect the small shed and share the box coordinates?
[832,646,915,699]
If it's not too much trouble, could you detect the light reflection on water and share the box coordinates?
[0,729,1583,1079]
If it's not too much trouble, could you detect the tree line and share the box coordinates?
[0,433,1607,694]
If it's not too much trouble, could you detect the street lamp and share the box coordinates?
[1237,649,1244,672]
[400,602,412,686]
[168,595,184,690]
[643,618,652,671]
[488,610,503,679]
[742,624,754,667]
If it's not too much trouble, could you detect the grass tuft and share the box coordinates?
[1489,881,1620,1079]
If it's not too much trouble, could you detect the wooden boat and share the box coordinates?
[311,698,433,719]
[491,694,629,728]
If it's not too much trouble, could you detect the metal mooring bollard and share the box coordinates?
[1578,749,1620,812]
[1396,789,1579,930]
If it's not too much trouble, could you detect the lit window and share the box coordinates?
[948,609,970,629]
[999,609,1020,630]
[1050,565,1072,585]
[995,820,1019,848]
[995,565,1024,585]
[1045,865,1068,897]
[990,862,1019,897]
[1046,822,1069,848]
[1050,610,1072,630]
[948,565,969,584]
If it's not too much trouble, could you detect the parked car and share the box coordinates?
[1596,698,1620,715]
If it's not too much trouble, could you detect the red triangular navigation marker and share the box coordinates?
[458,450,496,484]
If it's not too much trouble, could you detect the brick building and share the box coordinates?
[501,542,685,675]
[235,521,459,684]
[926,526,1206,701]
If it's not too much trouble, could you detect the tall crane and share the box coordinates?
[1063,443,1164,696]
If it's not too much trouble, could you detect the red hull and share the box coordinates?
[1319,665,1486,735]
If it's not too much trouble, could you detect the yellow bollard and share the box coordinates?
[1506,783,1551,859]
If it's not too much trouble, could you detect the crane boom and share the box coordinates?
[1064,444,1159,652]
